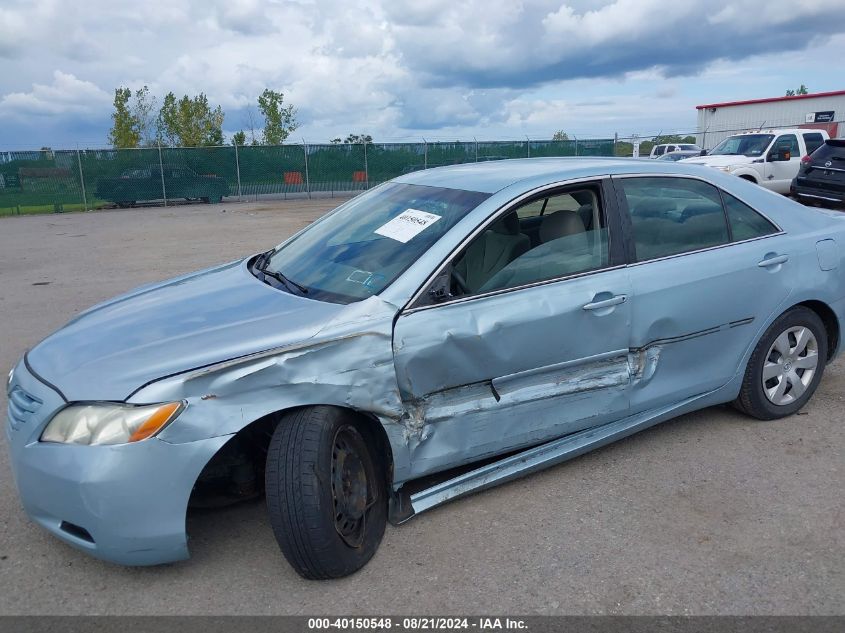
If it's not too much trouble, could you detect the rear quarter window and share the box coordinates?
[722,192,779,241]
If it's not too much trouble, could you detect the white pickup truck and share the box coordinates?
[681,128,829,194]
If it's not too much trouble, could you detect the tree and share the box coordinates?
[343,134,373,144]
[552,130,569,141]
[330,138,342,144]
[651,134,697,145]
[244,106,261,145]
[108,87,140,148]
[232,130,246,146]
[257,89,298,145]
[785,84,809,96]
[158,92,225,147]
[133,86,159,146]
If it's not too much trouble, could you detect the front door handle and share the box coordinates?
[758,254,789,268]
[583,294,627,311]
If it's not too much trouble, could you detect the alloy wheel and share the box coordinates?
[762,326,819,406]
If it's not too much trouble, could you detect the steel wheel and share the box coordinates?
[762,325,819,406]
[331,425,377,548]
[265,407,387,579]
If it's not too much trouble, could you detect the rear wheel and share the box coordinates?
[734,307,827,420]
[265,406,387,579]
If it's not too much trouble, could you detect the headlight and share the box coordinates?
[41,402,184,446]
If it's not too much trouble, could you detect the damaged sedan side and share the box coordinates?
[7,158,845,580]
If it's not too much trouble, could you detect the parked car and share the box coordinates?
[96,165,229,207]
[656,150,702,162]
[649,143,701,158]
[791,138,845,207]
[8,158,845,579]
[682,129,830,194]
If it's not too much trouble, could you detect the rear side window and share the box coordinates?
[722,193,779,241]
[621,177,729,262]
[803,133,825,155]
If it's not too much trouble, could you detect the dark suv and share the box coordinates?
[791,139,845,207]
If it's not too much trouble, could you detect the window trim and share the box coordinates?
[611,173,785,267]
[402,176,623,313]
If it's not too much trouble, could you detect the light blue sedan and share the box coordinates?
[7,158,845,579]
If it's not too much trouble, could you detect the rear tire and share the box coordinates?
[734,307,827,420]
[265,406,387,579]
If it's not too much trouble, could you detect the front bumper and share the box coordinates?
[6,358,230,565]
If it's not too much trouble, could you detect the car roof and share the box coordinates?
[393,157,707,194]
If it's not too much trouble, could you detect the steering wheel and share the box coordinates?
[451,269,471,295]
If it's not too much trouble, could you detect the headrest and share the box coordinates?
[489,212,520,235]
[539,210,586,243]
[632,198,675,219]
[681,203,722,221]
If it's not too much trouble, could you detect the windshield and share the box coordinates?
[261,182,491,303]
[710,134,774,157]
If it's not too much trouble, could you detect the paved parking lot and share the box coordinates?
[0,200,843,615]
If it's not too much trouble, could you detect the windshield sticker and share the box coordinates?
[375,209,441,243]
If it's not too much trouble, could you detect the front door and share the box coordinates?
[392,179,633,480]
[765,134,801,193]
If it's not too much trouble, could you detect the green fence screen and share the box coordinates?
[0,139,615,216]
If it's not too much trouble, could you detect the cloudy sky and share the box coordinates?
[1,0,844,148]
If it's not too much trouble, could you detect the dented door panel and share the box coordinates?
[393,269,632,479]
[626,238,795,413]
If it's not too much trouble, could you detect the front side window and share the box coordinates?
[710,134,774,157]
[447,184,610,297]
[621,177,729,262]
[774,134,799,157]
[262,182,490,303]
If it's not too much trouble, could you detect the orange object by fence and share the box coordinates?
[283,171,304,184]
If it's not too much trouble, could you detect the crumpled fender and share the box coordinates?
[129,295,414,482]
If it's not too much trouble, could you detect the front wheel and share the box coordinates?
[734,307,828,420]
[265,406,387,579]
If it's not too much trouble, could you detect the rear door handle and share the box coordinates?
[758,254,789,268]
[583,295,627,311]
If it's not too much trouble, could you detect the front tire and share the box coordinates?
[265,406,387,579]
[734,307,828,420]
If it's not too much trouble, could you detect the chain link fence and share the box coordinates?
[0,138,614,216]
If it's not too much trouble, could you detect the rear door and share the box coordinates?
[614,175,793,414]
[392,178,632,479]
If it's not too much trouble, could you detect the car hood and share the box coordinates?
[681,155,755,167]
[27,259,347,401]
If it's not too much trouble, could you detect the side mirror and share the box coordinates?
[699,149,708,156]
[425,269,454,304]
[768,149,790,162]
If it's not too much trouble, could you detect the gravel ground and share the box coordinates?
[0,200,842,615]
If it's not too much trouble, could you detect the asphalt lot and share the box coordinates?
[0,199,843,615]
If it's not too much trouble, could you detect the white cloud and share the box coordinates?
[0,0,843,147]
[0,71,112,118]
